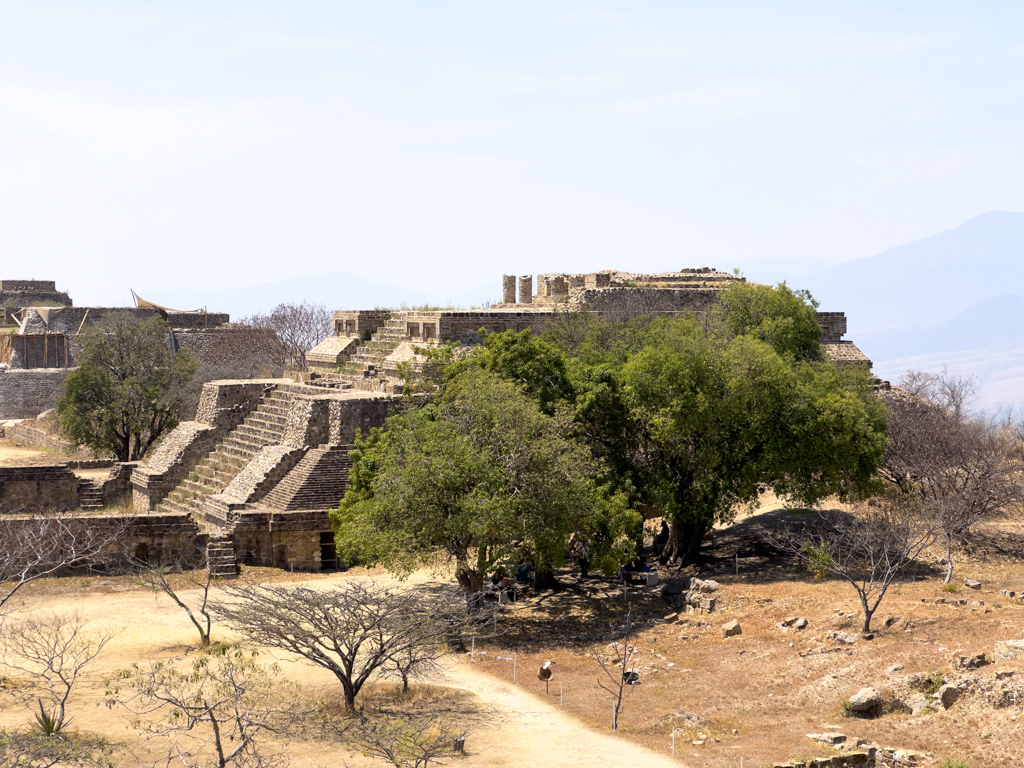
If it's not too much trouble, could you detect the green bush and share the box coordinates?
[942,582,959,593]
[940,759,970,768]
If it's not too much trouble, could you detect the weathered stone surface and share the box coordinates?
[795,617,808,629]
[721,619,741,637]
[847,687,882,713]
[952,652,990,670]
[964,578,982,590]
[994,639,1024,660]
[906,692,930,716]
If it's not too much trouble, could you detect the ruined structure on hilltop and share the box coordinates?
[0,284,276,420]
[1,269,871,578]
[306,268,872,392]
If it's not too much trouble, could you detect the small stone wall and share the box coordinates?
[4,424,81,454]
[332,310,390,338]
[0,369,70,419]
[0,465,81,512]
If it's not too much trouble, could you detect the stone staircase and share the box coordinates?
[206,534,238,578]
[338,317,408,379]
[262,445,354,511]
[154,389,295,520]
[77,480,104,511]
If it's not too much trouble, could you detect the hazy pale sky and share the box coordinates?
[2,2,1023,304]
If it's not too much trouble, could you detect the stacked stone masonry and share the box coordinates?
[128,379,398,575]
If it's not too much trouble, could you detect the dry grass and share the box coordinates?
[469,511,1024,767]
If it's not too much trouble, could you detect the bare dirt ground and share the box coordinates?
[2,500,1024,767]
[0,568,680,768]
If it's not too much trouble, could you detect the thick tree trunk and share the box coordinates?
[662,519,706,566]
[455,565,485,612]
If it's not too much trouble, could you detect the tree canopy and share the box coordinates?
[336,282,888,579]
[57,313,198,462]
[333,367,639,594]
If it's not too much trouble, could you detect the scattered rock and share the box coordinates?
[964,578,982,590]
[995,670,1015,680]
[847,687,882,715]
[883,615,900,628]
[663,612,679,624]
[817,732,846,745]
[952,652,990,670]
[934,683,960,709]
[827,630,857,645]
[886,663,904,675]
[721,619,742,637]
[795,617,808,630]
[999,589,1017,599]
[780,616,798,627]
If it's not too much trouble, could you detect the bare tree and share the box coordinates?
[594,609,640,731]
[883,370,1024,583]
[131,547,216,649]
[107,644,298,768]
[0,613,118,735]
[772,497,934,633]
[349,715,465,768]
[239,302,332,373]
[382,642,445,695]
[0,515,126,620]
[0,729,116,768]
[213,581,463,713]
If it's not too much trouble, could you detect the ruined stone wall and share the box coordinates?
[817,312,848,343]
[333,310,390,338]
[4,424,81,454]
[0,512,202,572]
[571,287,721,315]
[0,465,81,512]
[0,369,70,419]
[0,280,72,309]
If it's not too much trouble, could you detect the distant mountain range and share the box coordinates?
[735,211,1024,412]
[140,211,1024,411]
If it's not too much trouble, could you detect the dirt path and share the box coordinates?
[0,576,684,768]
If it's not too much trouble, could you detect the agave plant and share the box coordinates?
[33,698,71,736]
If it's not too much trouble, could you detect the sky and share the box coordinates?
[2,2,1024,305]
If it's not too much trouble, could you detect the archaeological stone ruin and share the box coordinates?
[1,269,872,577]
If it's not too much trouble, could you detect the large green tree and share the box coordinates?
[619,315,887,563]
[57,313,198,462]
[333,368,639,595]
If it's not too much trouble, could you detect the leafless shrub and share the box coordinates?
[348,715,466,768]
[129,545,215,649]
[107,644,298,768]
[594,608,640,730]
[0,514,129,620]
[239,302,332,373]
[212,581,467,712]
[768,497,934,633]
[884,369,1024,583]
[0,612,119,735]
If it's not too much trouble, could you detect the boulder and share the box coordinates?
[847,687,882,714]
[663,612,679,624]
[964,578,982,590]
[999,589,1017,599]
[699,596,717,613]
[934,683,960,709]
[721,619,742,637]
[827,630,857,645]
[795,617,808,630]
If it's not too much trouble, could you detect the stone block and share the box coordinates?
[721,619,741,637]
